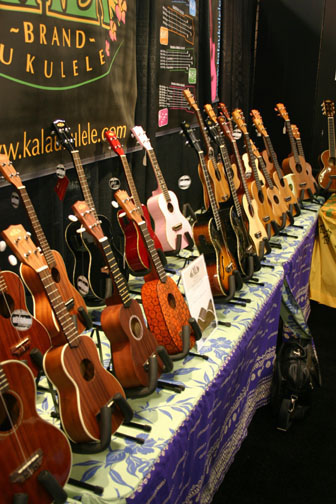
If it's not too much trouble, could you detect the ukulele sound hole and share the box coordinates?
[167,202,174,213]
[168,293,176,309]
[129,315,143,341]
[0,393,20,432]
[296,163,302,173]
[51,267,61,284]
[80,359,95,381]
[274,195,279,204]
[0,293,14,318]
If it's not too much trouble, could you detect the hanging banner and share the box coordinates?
[0,0,136,178]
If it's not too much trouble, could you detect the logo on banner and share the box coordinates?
[0,0,128,89]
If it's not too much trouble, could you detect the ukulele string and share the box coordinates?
[0,386,29,463]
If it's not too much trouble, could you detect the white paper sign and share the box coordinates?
[180,254,217,350]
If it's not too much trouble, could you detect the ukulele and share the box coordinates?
[180,122,238,298]
[0,359,71,504]
[274,103,312,201]
[202,106,260,275]
[318,99,336,192]
[2,224,131,443]
[52,119,122,305]
[114,190,198,355]
[71,199,173,390]
[291,124,319,196]
[183,89,231,208]
[131,126,194,253]
[249,138,290,229]
[104,130,164,273]
[250,109,300,218]
[217,112,269,259]
[232,108,278,238]
[0,269,51,376]
[0,155,89,346]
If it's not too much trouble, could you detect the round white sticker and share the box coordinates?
[109,177,121,190]
[178,175,191,190]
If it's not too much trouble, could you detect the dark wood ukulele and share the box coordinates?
[181,121,239,298]
[0,269,51,376]
[72,200,173,391]
[114,190,199,355]
[2,224,131,444]
[318,99,336,192]
[0,155,89,346]
[0,359,72,504]
[104,130,164,273]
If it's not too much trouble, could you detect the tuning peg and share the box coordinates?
[0,241,6,252]
[68,214,78,222]
[76,226,86,234]
[8,255,18,266]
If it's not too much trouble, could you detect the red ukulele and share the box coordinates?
[114,190,200,355]
[0,359,71,504]
[104,130,164,273]
[0,269,51,376]
[72,200,173,392]
[2,224,131,444]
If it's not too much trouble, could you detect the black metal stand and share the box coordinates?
[13,471,68,503]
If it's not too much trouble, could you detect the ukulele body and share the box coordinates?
[192,212,234,296]
[43,335,126,443]
[118,204,163,272]
[318,150,336,191]
[20,249,88,346]
[0,360,71,504]
[141,276,195,354]
[100,298,162,388]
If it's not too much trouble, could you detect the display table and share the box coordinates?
[36,204,320,504]
[310,193,336,308]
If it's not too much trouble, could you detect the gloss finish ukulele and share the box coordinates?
[2,224,129,444]
[318,99,336,192]
[0,359,72,504]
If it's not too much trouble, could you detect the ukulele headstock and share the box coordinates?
[250,109,268,137]
[321,99,335,117]
[51,119,75,154]
[131,126,152,151]
[114,190,143,225]
[180,121,202,154]
[0,155,23,189]
[232,108,248,135]
[2,224,47,272]
[72,200,105,243]
[274,103,289,121]
[291,124,301,140]
[104,130,125,156]
[183,88,198,112]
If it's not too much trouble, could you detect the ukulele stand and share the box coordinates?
[170,318,202,361]
[165,231,194,258]
[290,202,301,217]
[279,213,287,230]
[279,231,298,239]
[70,393,133,454]
[31,348,60,416]
[182,202,197,224]
[271,220,281,235]
[77,305,93,330]
[259,238,271,259]
[241,254,255,282]
[13,470,68,504]
[214,274,237,304]
[286,210,295,226]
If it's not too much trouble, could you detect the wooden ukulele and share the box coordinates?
[71,200,173,390]
[250,109,300,218]
[275,103,312,201]
[104,130,164,273]
[0,269,51,376]
[291,124,319,196]
[2,224,131,444]
[180,122,238,298]
[114,190,199,355]
[131,126,194,253]
[0,359,71,504]
[183,88,231,208]
[217,112,269,259]
[52,119,122,306]
[0,155,89,346]
[231,109,278,238]
[318,99,336,192]
[201,106,260,275]
[249,138,290,229]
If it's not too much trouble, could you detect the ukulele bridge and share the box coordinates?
[10,449,43,483]
[11,338,30,356]
[172,223,182,232]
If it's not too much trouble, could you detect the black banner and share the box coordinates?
[0,0,136,178]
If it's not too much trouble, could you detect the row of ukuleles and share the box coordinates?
[0,95,323,502]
